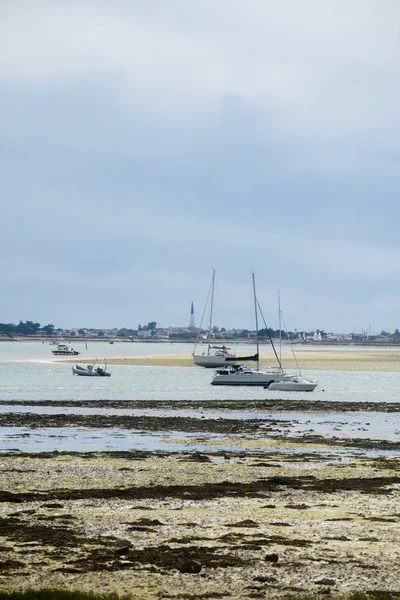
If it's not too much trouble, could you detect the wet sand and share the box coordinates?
[62,350,400,371]
[1,449,400,598]
[2,384,400,597]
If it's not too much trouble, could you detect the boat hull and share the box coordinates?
[193,354,234,368]
[53,350,80,355]
[268,381,317,392]
[72,366,111,377]
[211,371,283,386]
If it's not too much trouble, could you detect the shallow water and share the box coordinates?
[2,341,400,453]
[1,405,400,442]
[2,342,400,403]
[0,426,224,453]
[1,426,398,457]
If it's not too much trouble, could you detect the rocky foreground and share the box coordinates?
[0,447,400,599]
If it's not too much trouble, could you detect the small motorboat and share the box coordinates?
[267,376,317,392]
[72,364,111,377]
[52,344,80,356]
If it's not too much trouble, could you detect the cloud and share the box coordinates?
[303,241,400,279]
[2,0,400,146]
[2,1,400,329]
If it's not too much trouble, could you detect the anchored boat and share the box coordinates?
[193,270,237,367]
[52,344,80,356]
[211,363,283,386]
[72,363,111,377]
[211,273,284,387]
[268,375,317,392]
[266,292,317,392]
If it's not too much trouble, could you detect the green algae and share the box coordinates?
[1,451,399,598]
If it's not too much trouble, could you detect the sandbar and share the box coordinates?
[61,350,400,371]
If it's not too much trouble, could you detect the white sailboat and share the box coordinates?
[193,345,236,368]
[193,270,237,368]
[211,273,284,386]
[267,292,317,392]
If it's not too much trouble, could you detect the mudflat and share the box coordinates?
[1,447,400,598]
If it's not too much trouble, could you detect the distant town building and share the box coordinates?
[137,330,153,339]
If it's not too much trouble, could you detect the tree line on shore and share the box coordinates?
[0,321,55,336]
[1,320,400,343]
[0,320,311,340]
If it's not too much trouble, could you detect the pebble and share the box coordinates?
[179,560,202,574]
[265,553,279,563]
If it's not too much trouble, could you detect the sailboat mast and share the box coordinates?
[207,269,215,353]
[278,290,282,366]
[252,272,260,371]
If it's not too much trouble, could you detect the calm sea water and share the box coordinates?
[1,341,400,403]
[1,341,400,453]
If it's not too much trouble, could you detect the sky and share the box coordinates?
[1,0,400,333]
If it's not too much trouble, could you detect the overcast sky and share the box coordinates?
[1,0,400,332]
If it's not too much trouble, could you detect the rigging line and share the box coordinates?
[252,272,260,371]
[278,290,282,366]
[193,270,214,355]
[280,312,302,375]
[256,299,282,371]
[207,269,215,354]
